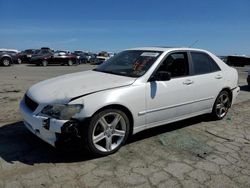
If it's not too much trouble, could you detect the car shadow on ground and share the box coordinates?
[240,85,250,92]
[0,115,211,165]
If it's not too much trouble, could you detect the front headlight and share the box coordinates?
[41,104,83,120]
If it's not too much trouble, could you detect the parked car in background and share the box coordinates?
[31,49,77,66]
[20,47,240,156]
[90,51,110,65]
[90,56,107,65]
[50,51,77,66]
[226,55,250,67]
[0,49,21,66]
[72,51,88,64]
[19,49,39,63]
[30,48,54,66]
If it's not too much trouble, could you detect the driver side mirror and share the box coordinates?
[150,71,171,81]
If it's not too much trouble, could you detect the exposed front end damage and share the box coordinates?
[20,99,84,150]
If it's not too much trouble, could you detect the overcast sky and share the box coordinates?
[0,0,249,55]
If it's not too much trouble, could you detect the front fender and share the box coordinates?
[69,84,146,129]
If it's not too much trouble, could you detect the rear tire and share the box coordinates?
[211,90,231,120]
[84,109,130,156]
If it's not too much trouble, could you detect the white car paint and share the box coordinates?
[19,47,240,148]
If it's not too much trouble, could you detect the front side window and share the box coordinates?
[156,52,189,78]
[93,50,162,77]
[191,52,220,75]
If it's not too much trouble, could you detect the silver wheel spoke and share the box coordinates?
[93,132,105,144]
[219,108,223,116]
[111,114,121,128]
[223,97,229,105]
[113,129,125,137]
[105,137,112,151]
[216,103,222,109]
[99,117,109,129]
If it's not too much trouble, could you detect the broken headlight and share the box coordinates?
[41,104,83,120]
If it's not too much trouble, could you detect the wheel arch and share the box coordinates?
[1,55,13,62]
[220,87,233,106]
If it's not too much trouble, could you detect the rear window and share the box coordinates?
[191,52,220,75]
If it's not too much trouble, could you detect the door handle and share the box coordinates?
[215,75,223,79]
[183,79,194,85]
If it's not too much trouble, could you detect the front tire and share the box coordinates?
[1,57,11,66]
[212,90,231,120]
[85,109,130,156]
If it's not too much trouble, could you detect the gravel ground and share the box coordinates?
[0,64,250,188]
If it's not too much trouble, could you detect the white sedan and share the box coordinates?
[20,47,240,155]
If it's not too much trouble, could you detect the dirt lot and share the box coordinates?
[0,64,250,188]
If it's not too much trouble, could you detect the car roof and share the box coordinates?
[127,47,208,53]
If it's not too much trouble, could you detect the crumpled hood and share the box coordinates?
[27,70,136,104]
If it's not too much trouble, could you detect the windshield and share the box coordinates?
[93,50,162,77]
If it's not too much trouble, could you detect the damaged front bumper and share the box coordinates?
[20,100,82,148]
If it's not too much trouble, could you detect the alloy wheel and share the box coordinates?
[92,112,127,152]
[215,92,230,118]
[2,59,10,66]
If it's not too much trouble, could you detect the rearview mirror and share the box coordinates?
[150,71,171,81]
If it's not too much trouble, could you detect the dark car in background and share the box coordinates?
[0,49,21,66]
[51,51,77,66]
[72,51,88,64]
[30,48,54,66]
[226,55,250,67]
[31,49,77,66]
[19,49,39,63]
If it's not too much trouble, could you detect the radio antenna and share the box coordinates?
[189,40,199,48]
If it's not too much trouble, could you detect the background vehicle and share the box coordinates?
[31,48,77,66]
[90,51,110,65]
[226,55,250,67]
[72,51,88,64]
[19,49,38,63]
[20,47,240,156]
[30,48,77,66]
[30,48,54,66]
[90,56,107,65]
[50,51,77,66]
[0,49,21,66]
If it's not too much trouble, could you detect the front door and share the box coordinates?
[145,52,195,126]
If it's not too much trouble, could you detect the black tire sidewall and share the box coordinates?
[85,109,130,156]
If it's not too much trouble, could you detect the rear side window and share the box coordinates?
[191,52,221,75]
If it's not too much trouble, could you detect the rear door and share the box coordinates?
[189,51,224,113]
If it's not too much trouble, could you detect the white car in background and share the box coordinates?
[20,47,240,156]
